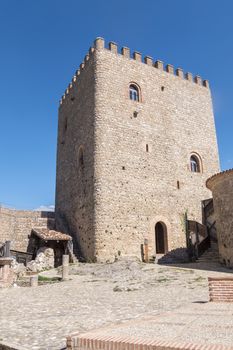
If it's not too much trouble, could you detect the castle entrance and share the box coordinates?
[155,222,168,254]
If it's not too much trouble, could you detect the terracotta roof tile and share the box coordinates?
[32,228,71,241]
[206,168,233,189]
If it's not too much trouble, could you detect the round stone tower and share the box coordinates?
[207,169,233,268]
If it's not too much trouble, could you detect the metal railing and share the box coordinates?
[202,198,214,223]
[185,215,210,261]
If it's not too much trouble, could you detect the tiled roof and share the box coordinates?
[32,228,72,241]
[206,168,233,189]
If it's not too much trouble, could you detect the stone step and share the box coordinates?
[210,286,233,289]
[208,277,233,303]
[210,298,233,302]
[198,250,219,258]
[210,295,233,299]
[210,282,233,284]
[209,286,233,289]
[210,294,233,298]
[198,255,219,260]
[198,258,219,262]
[198,260,219,264]
[210,284,233,287]
[208,248,219,252]
[199,253,219,256]
[198,256,219,260]
[198,259,219,262]
[67,246,79,264]
[199,258,219,261]
[199,254,219,260]
[69,252,79,264]
[203,247,218,251]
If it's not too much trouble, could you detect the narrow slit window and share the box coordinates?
[78,147,84,168]
[61,118,68,144]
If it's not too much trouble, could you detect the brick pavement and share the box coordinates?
[67,303,233,349]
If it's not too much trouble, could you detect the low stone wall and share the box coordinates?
[0,207,54,252]
[0,258,14,288]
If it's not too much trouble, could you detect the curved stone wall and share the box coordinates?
[207,169,233,267]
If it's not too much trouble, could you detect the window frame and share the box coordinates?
[190,153,202,173]
[129,82,141,102]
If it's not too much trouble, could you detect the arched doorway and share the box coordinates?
[155,222,168,254]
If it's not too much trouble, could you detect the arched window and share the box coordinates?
[129,84,140,101]
[190,155,200,173]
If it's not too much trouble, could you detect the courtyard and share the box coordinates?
[0,259,233,349]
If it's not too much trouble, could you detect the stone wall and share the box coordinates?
[0,207,54,252]
[56,37,220,262]
[207,169,233,267]
[55,49,96,259]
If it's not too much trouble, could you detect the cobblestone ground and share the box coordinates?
[0,258,232,350]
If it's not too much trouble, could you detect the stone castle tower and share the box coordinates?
[55,37,220,262]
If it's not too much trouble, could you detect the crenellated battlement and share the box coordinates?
[59,46,95,106]
[59,37,209,106]
[94,37,209,87]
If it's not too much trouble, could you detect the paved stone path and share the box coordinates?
[0,259,232,349]
[69,303,233,349]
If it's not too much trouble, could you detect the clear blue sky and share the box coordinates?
[0,0,232,210]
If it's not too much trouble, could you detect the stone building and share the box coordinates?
[0,207,71,268]
[55,37,220,262]
[0,207,54,252]
[207,169,233,268]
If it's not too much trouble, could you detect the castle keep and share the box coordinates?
[55,37,220,262]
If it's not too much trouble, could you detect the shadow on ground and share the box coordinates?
[160,261,233,274]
